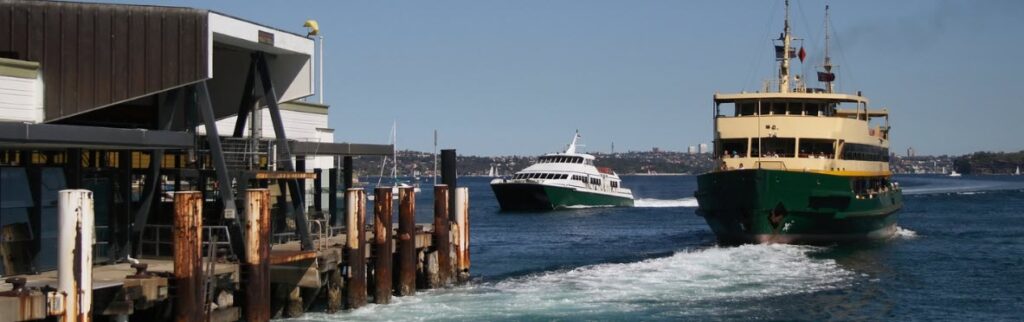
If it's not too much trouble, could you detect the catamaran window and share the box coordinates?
[610,181,619,188]
[719,139,748,158]
[561,174,568,179]
[755,137,796,158]
[799,139,836,159]
[841,143,890,162]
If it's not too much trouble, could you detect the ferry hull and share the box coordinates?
[491,182,634,210]
[695,169,902,244]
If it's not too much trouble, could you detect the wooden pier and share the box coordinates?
[0,184,470,322]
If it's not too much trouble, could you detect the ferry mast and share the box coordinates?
[823,5,835,93]
[778,0,792,93]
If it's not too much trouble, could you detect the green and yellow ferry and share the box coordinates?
[695,2,902,244]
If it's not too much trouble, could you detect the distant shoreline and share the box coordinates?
[624,173,690,176]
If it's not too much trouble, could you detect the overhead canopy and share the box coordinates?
[0,121,195,149]
[290,141,393,156]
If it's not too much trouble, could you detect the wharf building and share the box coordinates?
[0,1,470,321]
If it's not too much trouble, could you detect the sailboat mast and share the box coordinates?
[778,0,792,93]
[392,122,398,183]
[433,129,438,185]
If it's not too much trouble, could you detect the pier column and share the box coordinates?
[454,187,470,282]
[58,189,94,322]
[396,187,417,296]
[372,188,393,304]
[242,189,271,322]
[344,189,367,309]
[173,191,204,322]
[432,185,452,287]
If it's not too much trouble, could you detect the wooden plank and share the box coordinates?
[10,5,27,58]
[161,12,179,88]
[253,171,317,180]
[94,7,112,106]
[144,7,162,94]
[26,5,45,64]
[268,250,318,265]
[59,3,79,119]
[42,2,62,120]
[179,13,197,82]
[77,6,96,110]
[111,6,129,102]
[0,4,10,53]
[127,6,146,99]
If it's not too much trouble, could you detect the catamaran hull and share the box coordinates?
[491,182,634,210]
[695,169,902,245]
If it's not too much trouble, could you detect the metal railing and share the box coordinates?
[138,224,236,260]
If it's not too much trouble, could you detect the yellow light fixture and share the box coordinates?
[303,20,319,37]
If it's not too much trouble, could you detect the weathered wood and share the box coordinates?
[396,187,417,296]
[344,189,367,309]
[454,187,471,282]
[242,189,271,322]
[433,185,452,286]
[372,188,393,304]
[173,191,204,322]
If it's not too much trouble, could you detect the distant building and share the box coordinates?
[907,147,916,158]
[652,147,660,153]
[699,143,709,154]
[688,146,696,154]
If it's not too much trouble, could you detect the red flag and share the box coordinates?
[798,47,806,62]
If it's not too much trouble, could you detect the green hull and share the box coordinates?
[491,182,634,210]
[695,169,902,244]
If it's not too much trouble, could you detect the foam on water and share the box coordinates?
[633,197,699,208]
[900,176,1024,196]
[894,225,918,239]
[292,245,854,321]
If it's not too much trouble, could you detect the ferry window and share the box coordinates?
[720,139,748,158]
[561,174,568,179]
[840,143,890,162]
[771,102,786,115]
[756,137,796,158]
[806,104,820,116]
[738,102,756,116]
[787,102,803,115]
[799,139,836,159]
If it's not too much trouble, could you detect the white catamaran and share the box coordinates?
[490,131,634,210]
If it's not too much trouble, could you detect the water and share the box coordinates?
[291,175,1024,321]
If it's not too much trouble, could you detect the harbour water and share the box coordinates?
[292,175,1024,321]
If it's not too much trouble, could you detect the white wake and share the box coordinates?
[633,197,699,208]
[292,245,853,321]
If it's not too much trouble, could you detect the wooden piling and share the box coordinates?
[173,192,204,322]
[396,187,417,296]
[454,187,470,282]
[344,189,367,309]
[242,189,271,322]
[433,185,452,287]
[372,188,393,304]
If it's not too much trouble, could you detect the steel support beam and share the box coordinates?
[255,51,312,250]
[197,81,240,221]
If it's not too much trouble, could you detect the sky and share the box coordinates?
[84,0,1024,156]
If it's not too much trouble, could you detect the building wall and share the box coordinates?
[0,1,209,122]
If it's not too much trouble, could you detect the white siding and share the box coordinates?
[196,108,328,142]
[0,74,43,123]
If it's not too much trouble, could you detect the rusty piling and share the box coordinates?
[57,189,94,322]
[372,188,393,304]
[432,184,452,287]
[454,187,470,282]
[173,191,204,322]
[344,188,367,309]
[242,189,271,322]
[396,187,417,296]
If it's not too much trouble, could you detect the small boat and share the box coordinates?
[1015,166,1020,176]
[949,170,962,177]
[370,123,421,201]
[490,131,634,210]
[488,165,498,178]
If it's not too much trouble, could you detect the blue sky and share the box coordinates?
[87,0,1024,156]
